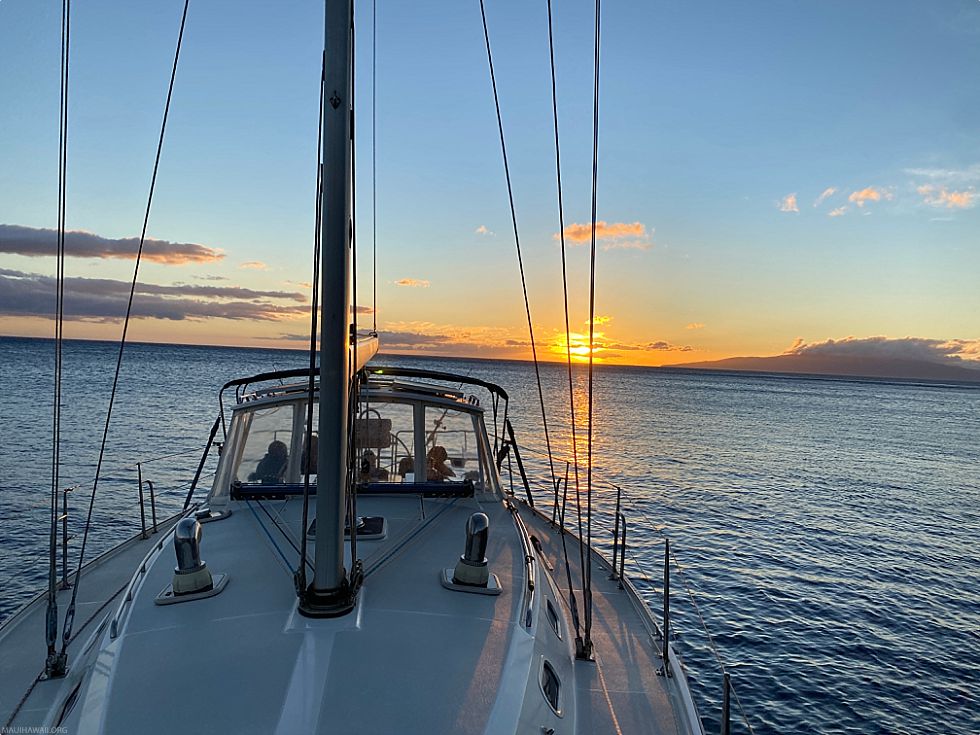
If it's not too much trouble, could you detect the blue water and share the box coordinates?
[1,336,978,734]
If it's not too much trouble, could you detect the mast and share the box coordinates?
[302,0,356,616]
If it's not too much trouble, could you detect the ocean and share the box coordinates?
[1,336,977,734]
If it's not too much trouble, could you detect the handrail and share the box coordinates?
[517,453,755,734]
[507,500,537,628]
[658,538,671,678]
[59,486,76,590]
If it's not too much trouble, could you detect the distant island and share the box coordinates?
[667,353,980,383]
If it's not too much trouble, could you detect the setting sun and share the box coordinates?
[551,331,605,362]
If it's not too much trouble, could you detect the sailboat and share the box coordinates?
[1,1,708,733]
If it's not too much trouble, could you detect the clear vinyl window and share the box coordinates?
[237,404,296,485]
[424,406,483,486]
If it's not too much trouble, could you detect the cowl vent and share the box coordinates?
[155,517,228,605]
[440,512,501,595]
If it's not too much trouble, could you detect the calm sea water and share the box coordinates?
[1,336,977,734]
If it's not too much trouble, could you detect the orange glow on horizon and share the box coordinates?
[550,331,606,363]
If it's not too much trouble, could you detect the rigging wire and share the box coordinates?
[297,54,326,598]
[545,0,587,654]
[371,0,378,333]
[477,0,561,523]
[584,0,602,655]
[45,0,71,676]
[60,0,191,654]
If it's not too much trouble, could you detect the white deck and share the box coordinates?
[518,501,700,735]
[1,494,702,734]
[0,515,183,727]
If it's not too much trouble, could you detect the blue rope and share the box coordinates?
[246,500,292,569]
[363,498,458,577]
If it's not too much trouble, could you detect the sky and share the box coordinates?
[1,0,979,369]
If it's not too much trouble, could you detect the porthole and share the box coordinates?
[541,660,561,715]
[546,598,562,639]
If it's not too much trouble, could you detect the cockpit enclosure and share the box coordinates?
[207,367,507,507]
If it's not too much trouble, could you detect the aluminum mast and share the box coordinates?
[302,0,356,617]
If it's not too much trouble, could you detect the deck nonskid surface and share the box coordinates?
[4,496,694,734]
[0,516,182,726]
[520,504,685,735]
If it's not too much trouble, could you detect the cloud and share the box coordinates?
[917,185,976,210]
[394,278,430,288]
[783,335,980,365]
[0,269,309,322]
[474,225,494,236]
[163,281,306,301]
[558,221,652,250]
[240,261,267,270]
[375,320,529,356]
[904,164,980,185]
[644,341,693,352]
[379,331,453,347]
[685,322,705,330]
[0,224,223,265]
[813,188,837,207]
[828,206,848,217]
[550,329,693,360]
[587,315,612,325]
[193,274,229,282]
[847,187,892,207]
[778,194,799,213]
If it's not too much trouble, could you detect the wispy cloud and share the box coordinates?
[917,185,976,210]
[848,187,892,207]
[685,322,705,330]
[239,261,267,270]
[193,274,229,282]
[828,206,848,217]
[394,278,430,288]
[904,164,980,185]
[813,188,837,207]
[558,221,652,250]
[778,193,799,213]
[0,269,309,322]
[0,224,223,265]
[474,225,494,236]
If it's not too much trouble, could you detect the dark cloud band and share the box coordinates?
[0,269,307,322]
[0,224,223,265]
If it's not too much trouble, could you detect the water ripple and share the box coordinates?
[2,339,978,735]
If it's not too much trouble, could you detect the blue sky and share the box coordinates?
[1,0,978,366]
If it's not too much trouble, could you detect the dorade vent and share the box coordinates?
[155,518,228,605]
[541,660,562,715]
[441,512,501,595]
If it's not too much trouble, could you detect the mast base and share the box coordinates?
[298,564,362,618]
